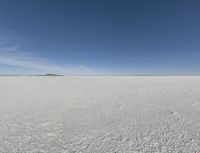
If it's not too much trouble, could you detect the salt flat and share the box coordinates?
[0,76,200,153]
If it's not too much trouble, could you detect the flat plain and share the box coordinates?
[0,76,200,153]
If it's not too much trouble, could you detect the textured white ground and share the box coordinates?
[0,76,200,153]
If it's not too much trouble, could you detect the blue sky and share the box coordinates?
[0,0,200,75]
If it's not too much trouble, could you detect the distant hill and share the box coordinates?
[0,74,64,76]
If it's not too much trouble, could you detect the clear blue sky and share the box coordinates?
[0,0,200,75]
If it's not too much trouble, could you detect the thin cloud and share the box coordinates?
[0,34,95,75]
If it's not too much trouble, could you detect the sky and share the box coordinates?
[0,0,200,75]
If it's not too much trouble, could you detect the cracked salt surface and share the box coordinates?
[0,76,200,152]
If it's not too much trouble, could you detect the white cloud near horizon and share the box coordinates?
[0,33,96,75]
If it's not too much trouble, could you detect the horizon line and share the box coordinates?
[1,74,200,77]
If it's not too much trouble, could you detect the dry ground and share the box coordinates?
[0,76,200,153]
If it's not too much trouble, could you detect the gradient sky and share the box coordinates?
[0,0,200,75]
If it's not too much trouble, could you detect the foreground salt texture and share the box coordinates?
[0,76,200,153]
